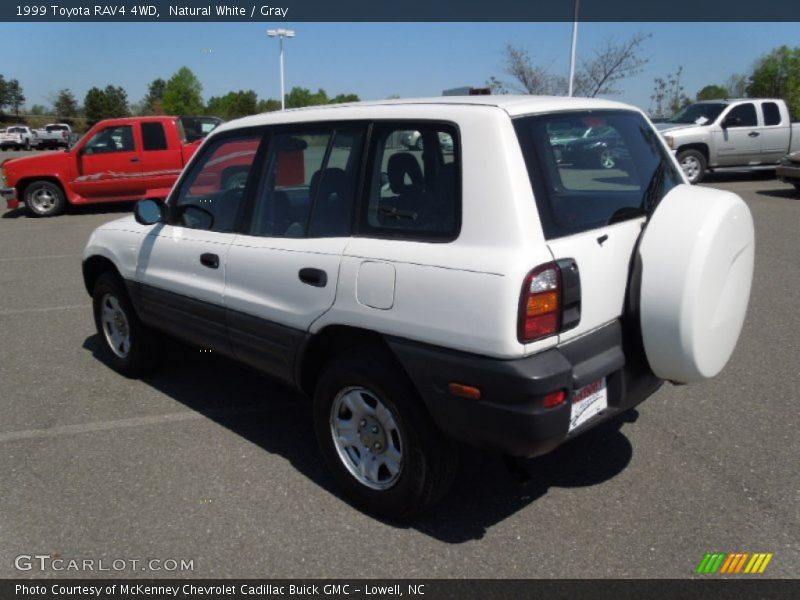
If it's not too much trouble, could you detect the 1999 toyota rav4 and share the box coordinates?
[82,96,755,518]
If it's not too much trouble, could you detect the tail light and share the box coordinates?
[518,262,561,343]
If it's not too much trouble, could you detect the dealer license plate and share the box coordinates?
[568,378,607,433]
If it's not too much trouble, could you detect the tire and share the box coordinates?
[313,347,458,520]
[92,272,161,377]
[598,148,616,169]
[24,180,66,217]
[222,168,249,190]
[677,149,707,184]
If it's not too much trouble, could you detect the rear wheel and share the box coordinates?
[599,148,616,169]
[92,273,160,377]
[677,149,707,184]
[313,348,458,519]
[24,180,66,217]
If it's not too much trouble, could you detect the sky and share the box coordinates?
[2,22,798,114]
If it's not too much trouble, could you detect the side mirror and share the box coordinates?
[721,116,740,129]
[134,198,165,225]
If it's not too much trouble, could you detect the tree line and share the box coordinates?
[3,42,799,128]
[490,39,800,120]
[0,66,360,129]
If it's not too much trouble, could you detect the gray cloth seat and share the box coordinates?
[308,168,353,237]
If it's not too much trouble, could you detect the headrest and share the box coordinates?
[387,153,423,195]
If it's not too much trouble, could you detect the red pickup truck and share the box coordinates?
[0,115,221,216]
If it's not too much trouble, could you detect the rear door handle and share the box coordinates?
[130,156,140,162]
[299,268,327,288]
[748,131,760,137]
[200,253,219,269]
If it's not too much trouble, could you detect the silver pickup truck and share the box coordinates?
[657,98,800,183]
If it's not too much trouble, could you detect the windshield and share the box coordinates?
[514,110,683,239]
[668,103,726,125]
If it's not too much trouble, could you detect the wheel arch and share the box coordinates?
[296,325,405,397]
[676,143,709,164]
[17,176,68,203]
[82,255,123,297]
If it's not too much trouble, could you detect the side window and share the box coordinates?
[726,103,757,128]
[249,128,363,239]
[171,134,262,233]
[84,125,135,155]
[361,123,459,241]
[141,122,168,151]
[762,102,782,126]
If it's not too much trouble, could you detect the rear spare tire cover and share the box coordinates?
[639,184,754,383]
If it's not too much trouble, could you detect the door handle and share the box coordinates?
[748,131,760,137]
[200,253,219,269]
[299,268,327,288]
[130,156,140,162]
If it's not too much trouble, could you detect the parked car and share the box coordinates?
[32,123,72,150]
[400,129,454,152]
[657,98,800,183]
[1,115,222,216]
[776,151,800,191]
[0,125,34,150]
[82,96,754,518]
[552,125,630,169]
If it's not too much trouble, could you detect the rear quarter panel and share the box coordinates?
[314,106,554,359]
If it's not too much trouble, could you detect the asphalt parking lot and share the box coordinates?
[0,156,798,578]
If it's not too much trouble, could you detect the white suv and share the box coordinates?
[82,96,755,519]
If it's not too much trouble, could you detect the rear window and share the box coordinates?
[514,110,683,239]
[179,116,222,142]
[762,102,782,126]
[141,122,168,151]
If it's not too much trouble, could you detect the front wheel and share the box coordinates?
[313,348,458,520]
[92,273,161,377]
[677,149,707,184]
[24,180,66,217]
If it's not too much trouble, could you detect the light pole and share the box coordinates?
[267,28,295,110]
[568,0,580,97]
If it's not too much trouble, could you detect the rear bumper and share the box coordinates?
[387,321,662,458]
[1,187,19,209]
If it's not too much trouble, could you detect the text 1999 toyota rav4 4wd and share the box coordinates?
[82,96,755,519]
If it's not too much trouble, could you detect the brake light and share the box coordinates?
[518,262,561,343]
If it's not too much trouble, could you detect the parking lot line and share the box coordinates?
[0,253,80,262]
[0,405,280,443]
[0,304,90,316]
